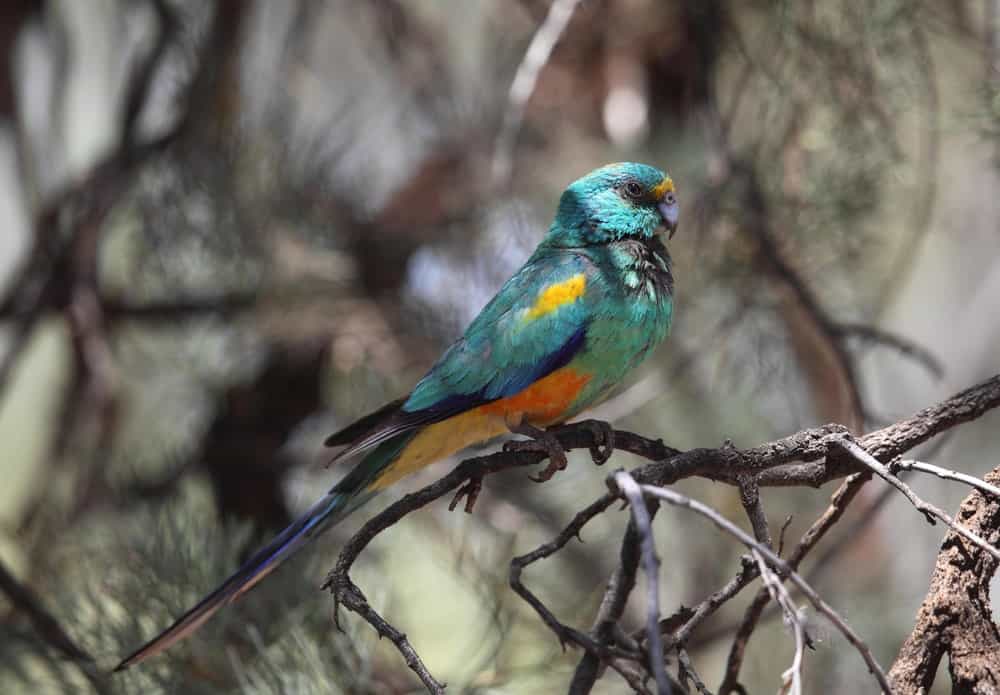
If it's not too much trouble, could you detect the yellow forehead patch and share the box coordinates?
[651,177,675,200]
[525,274,586,321]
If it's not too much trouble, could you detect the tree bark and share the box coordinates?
[888,467,1000,694]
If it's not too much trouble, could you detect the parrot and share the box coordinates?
[115,161,679,670]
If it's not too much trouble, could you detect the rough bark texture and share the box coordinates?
[888,466,1000,694]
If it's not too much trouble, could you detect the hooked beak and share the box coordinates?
[657,196,679,240]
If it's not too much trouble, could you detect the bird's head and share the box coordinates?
[544,162,678,248]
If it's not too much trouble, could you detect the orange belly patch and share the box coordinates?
[369,367,591,491]
[480,367,591,424]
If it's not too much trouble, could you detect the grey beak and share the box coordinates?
[657,200,679,239]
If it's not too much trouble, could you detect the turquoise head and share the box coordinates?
[544,162,678,248]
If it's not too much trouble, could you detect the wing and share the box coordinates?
[404,251,592,412]
[324,251,594,463]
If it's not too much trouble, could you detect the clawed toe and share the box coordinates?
[504,422,569,483]
[578,419,615,465]
[449,475,484,513]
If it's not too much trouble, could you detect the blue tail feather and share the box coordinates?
[114,432,414,671]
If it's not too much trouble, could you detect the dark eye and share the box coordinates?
[664,192,676,206]
[623,181,643,199]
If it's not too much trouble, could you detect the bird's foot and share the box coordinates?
[504,422,568,483]
[449,474,484,513]
[577,419,615,465]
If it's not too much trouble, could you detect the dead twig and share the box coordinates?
[636,485,893,694]
[751,549,804,695]
[891,459,1000,500]
[832,438,1000,562]
[613,471,671,695]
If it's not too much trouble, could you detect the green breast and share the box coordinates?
[566,237,674,413]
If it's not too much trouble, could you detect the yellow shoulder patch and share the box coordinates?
[524,274,586,321]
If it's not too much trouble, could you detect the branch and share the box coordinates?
[315,374,1000,692]
[717,473,871,693]
[891,458,1000,500]
[0,559,107,693]
[832,438,1000,562]
[751,549,804,695]
[491,0,582,186]
[613,471,671,695]
[635,485,893,694]
[567,496,659,695]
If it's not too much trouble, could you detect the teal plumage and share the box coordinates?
[116,162,679,669]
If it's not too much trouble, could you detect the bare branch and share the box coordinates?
[637,485,893,694]
[492,0,582,186]
[717,473,871,692]
[614,471,672,695]
[670,556,758,647]
[832,438,1000,562]
[752,549,804,695]
[891,458,1000,500]
[309,374,1000,692]
[0,559,107,693]
[737,475,772,548]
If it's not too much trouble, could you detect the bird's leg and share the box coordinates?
[504,420,569,483]
[449,474,484,513]
[575,419,615,465]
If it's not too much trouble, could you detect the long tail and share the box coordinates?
[114,432,415,671]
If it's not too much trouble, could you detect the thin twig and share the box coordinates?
[716,473,871,692]
[567,514,650,694]
[670,556,758,646]
[637,485,893,694]
[891,459,1000,500]
[492,0,582,186]
[832,438,1000,562]
[614,471,671,695]
[752,550,803,695]
[676,647,714,695]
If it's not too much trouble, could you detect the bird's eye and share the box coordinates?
[664,192,677,206]
[623,181,643,199]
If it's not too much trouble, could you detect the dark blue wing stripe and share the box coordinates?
[408,323,588,415]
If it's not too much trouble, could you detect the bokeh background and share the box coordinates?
[0,1,998,693]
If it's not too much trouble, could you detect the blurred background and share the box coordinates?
[0,1,998,693]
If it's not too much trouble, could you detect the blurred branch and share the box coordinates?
[832,323,943,379]
[4,0,250,535]
[736,161,865,430]
[0,559,107,693]
[492,0,582,186]
[888,464,1000,692]
[121,0,178,145]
